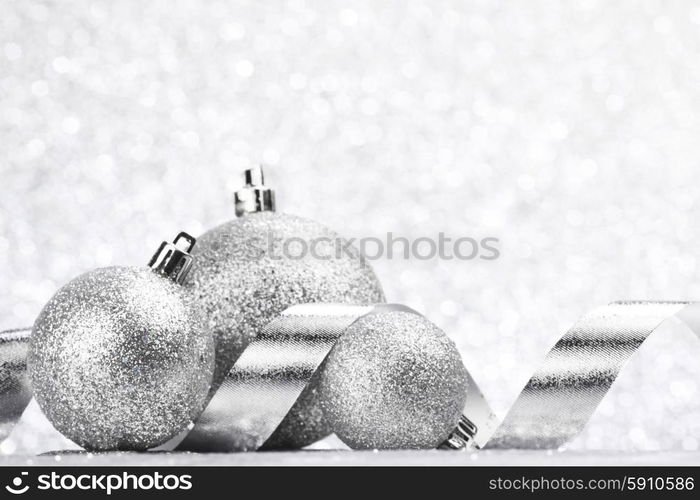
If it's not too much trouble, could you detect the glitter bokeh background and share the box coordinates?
[1,0,699,455]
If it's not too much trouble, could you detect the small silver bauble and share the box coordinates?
[318,310,469,449]
[29,233,215,451]
[187,166,386,405]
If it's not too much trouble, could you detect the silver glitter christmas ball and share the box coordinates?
[29,237,215,451]
[318,310,468,449]
[190,211,385,447]
[187,168,385,399]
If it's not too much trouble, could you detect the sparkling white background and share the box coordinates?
[1,0,699,456]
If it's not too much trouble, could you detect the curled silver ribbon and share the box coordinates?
[3,301,700,451]
[485,301,700,449]
[0,328,32,443]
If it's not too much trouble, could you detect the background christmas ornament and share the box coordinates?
[187,166,386,401]
[28,232,214,451]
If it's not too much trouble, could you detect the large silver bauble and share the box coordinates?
[318,310,468,449]
[29,266,214,451]
[187,211,385,448]
[187,212,385,386]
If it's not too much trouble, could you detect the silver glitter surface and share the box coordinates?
[186,211,385,392]
[28,266,214,451]
[319,310,468,449]
[2,1,700,454]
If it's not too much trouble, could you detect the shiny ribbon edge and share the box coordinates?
[0,328,31,444]
[483,301,700,449]
[2,300,699,451]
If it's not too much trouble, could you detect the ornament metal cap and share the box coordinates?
[234,165,276,217]
[439,415,479,450]
[148,232,196,284]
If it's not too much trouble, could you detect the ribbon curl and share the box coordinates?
[0,328,31,443]
[485,301,700,449]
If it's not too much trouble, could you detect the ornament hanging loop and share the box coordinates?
[439,415,479,450]
[148,231,196,284]
[234,165,276,217]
